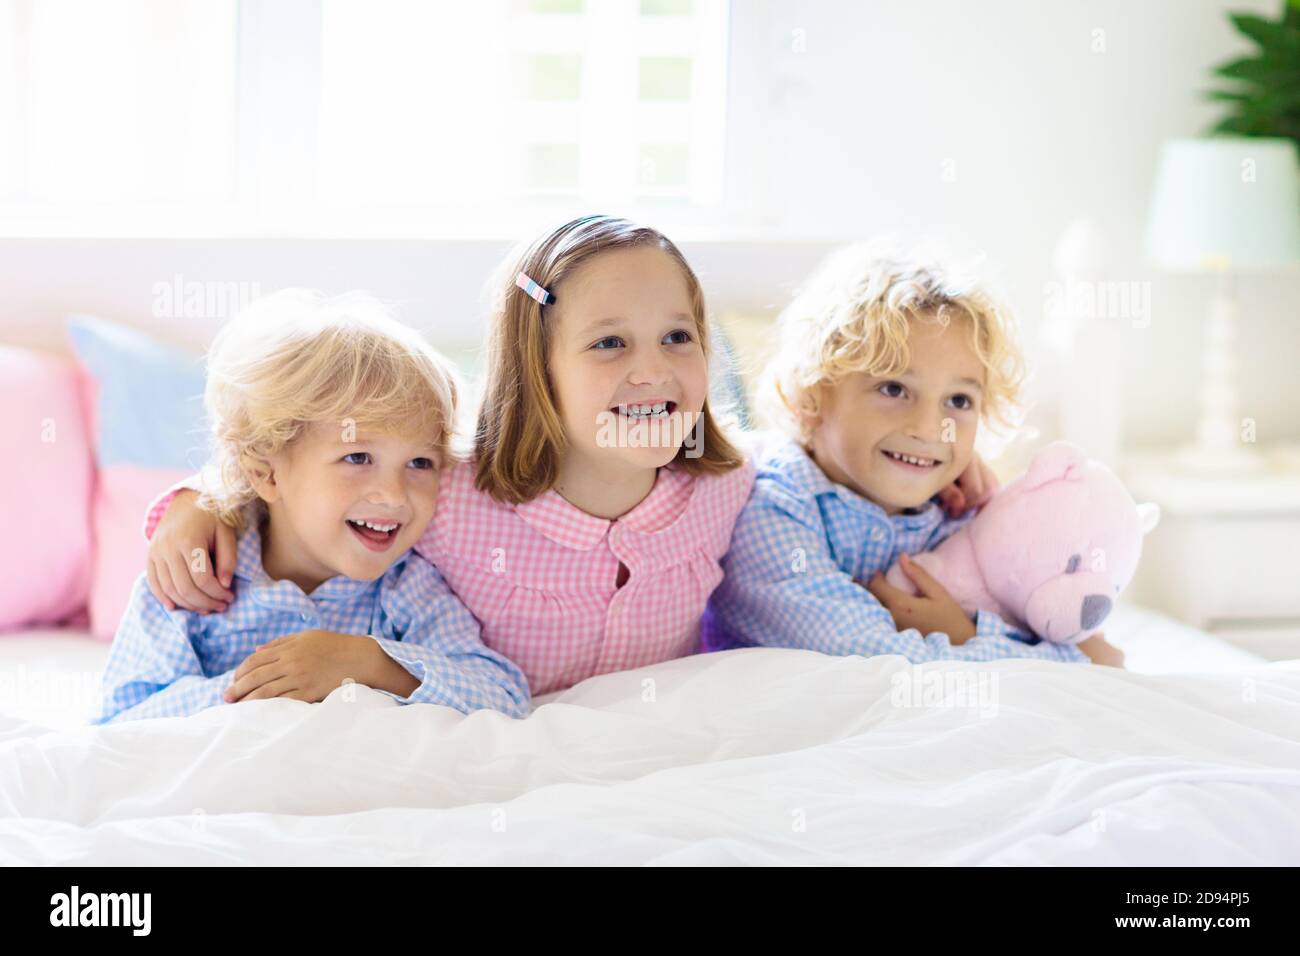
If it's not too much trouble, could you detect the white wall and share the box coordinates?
[2,0,1294,449]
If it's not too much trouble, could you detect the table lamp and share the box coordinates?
[1144,136,1300,474]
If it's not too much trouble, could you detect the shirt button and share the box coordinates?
[300,613,311,622]
[869,527,885,541]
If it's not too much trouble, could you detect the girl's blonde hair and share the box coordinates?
[475,214,746,504]
[762,242,1027,444]
[197,289,460,530]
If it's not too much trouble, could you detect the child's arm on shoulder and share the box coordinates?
[368,554,531,717]
[144,480,237,614]
[94,577,239,723]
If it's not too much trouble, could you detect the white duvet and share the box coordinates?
[2,645,1299,865]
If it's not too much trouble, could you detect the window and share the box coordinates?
[0,0,729,235]
[316,0,730,225]
[0,0,236,204]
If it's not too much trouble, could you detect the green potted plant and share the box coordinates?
[1205,1,1300,149]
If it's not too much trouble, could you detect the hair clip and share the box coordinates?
[515,271,555,307]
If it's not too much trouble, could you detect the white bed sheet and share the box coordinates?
[0,604,1295,865]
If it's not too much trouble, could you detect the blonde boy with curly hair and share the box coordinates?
[704,244,1122,666]
[95,290,531,722]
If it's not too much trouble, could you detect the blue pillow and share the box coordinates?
[66,316,209,471]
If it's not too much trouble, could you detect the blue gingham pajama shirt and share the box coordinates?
[94,521,532,723]
[702,439,1090,664]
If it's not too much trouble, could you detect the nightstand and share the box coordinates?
[1122,447,1300,662]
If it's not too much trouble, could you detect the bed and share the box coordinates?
[1,602,1298,865]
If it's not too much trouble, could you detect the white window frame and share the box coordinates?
[0,0,743,239]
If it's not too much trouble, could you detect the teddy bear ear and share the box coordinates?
[1022,440,1088,491]
[1136,502,1160,535]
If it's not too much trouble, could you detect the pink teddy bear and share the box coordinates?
[885,441,1160,644]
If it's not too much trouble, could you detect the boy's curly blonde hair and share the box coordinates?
[197,289,460,530]
[761,242,1027,444]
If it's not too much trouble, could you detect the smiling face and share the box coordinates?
[546,244,710,479]
[807,314,985,514]
[249,421,442,593]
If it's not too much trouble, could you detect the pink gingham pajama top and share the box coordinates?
[418,459,755,695]
[145,458,756,696]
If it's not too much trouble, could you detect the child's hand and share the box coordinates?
[147,490,237,613]
[1077,632,1125,668]
[223,630,380,703]
[937,452,1000,517]
[867,552,977,644]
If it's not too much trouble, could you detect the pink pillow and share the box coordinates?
[89,464,192,638]
[0,347,94,631]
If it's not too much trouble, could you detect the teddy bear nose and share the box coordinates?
[1080,594,1113,630]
